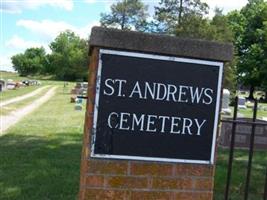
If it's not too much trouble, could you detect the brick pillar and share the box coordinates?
[82,161,214,200]
[79,27,233,200]
[79,48,215,200]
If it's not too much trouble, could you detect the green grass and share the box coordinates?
[222,103,267,119]
[0,70,76,86]
[214,148,267,200]
[1,87,52,116]
[239,103,267,119]
[0,70,73,102]
[0,86,85,200]
[0,71,26,81]
[0,86,41,102]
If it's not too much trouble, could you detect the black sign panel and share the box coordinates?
[91,49,223,164]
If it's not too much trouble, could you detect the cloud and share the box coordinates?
[5,35,46,50]
[202,0,248,17]
[16,19,99,40]
[1,0,73,13]
[84,0,96,3]
[0,54,15,72]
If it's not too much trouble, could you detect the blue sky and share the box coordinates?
[1,0,248,72]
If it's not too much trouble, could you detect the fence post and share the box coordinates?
[224,96,238,200]
[244,100,258,200]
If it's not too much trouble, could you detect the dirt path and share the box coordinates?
[0,86,57,135]
[0,86,50,107]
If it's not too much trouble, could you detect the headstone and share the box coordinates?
[74,97,83,110]
[238,97,247,109]
[75,97,83,104]
[79,27,233,200]
[0,80,6,92]
[221,89,231,115]
[75,104,82,111]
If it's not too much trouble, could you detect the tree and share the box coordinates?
[49,30,88,81]
[100,0,149,31]
[228,0,267,99]
[154,2,236,89]
[154,0,209,34]
[11,47,47,76]
[210,9,236,90]
[261,21,267,101]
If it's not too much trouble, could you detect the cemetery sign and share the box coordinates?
[91,49,223,164]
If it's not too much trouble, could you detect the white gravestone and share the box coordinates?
[238,97,247,109]
[221,89,232,115]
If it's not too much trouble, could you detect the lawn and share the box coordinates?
[0,73,266,199]
[238,104,267,119]
[0,86,42,102]
[0,71,68,102]
[0,71,26,81]
[214,148,267,200]
[0,86,52,116]
[0,86,85,200]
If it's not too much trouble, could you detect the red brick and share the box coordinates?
[85,175,104,187]
[130,162,173,176]
[88,160,128,175]
[192,192,213,200]
[189,165,213,177]
[175,192,193,200]
[175,164,213,177]
[175,192,213,200]
[194,178,213,190]
[85,189,125,200]
[131,191,172,200]
[152,177,193,190]
[106,176,147,189]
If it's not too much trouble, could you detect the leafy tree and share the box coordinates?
[261,21,267,101]
[154,0,209,34]
[49,30,88,81]
[210,9,236,90]
[154,2,236,89]
[11,47,47,76]
[210,8,234,42]
[228,0,267,99]
[100,0,149,30]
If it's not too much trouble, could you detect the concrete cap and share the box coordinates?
[89,26,233,62]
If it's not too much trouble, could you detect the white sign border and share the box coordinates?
[90,48,223,165]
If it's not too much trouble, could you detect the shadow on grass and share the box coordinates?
[0,133,82,200]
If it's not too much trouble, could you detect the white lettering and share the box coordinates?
[132,114,145,131]
[182,118,193,135]
[170,117,181,134]
[129,81,143,98]
[103,79,114,96]
[178,85,188,103]
[156,83,167,101]
[195,119,207,136]
[203,88,213,105]
[146,115,157,132]
[119,112,130,130]
[107,112,118,128]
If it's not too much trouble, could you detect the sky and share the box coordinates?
[1,0,248,72]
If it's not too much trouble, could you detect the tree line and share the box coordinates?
[11,31,88,81]
[11,0,267,100]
